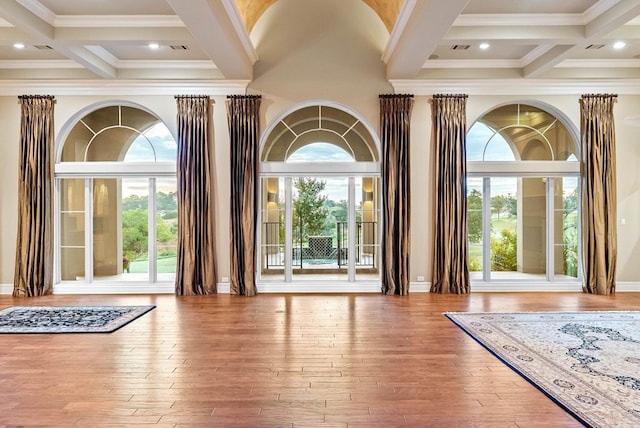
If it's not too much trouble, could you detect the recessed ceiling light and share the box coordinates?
[479,43,490,50]
[148,42,160,50]
[613,41,626,50]
[13,42,25,49]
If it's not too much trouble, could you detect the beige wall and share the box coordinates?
[1,1,640,287]
[0,97,20,284]
[1,93,640,286]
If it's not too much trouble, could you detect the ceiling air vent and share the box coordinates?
[585,44,605,50]
[451,45,470,50]
[34,45,53,50]
[170,45,189,50]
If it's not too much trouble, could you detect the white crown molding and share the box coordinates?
[0,79,249,95]
[55,15,184,27]
[422,59,523,69]
[454,13,585,27]
[0,60,82,69]
[557,58,640,68]
[390,78,640,95]
[117,60,217,70]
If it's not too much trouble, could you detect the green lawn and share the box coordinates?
[129,256,176,273]
[491,216,516,234]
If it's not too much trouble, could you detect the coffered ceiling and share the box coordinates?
[0,0,638,92]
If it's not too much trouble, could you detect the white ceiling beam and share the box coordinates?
[384,0,471,79]
[54,27,192,43]
[0,0,116,78]
[445,25,584,42]
[166,0,255,80]
[523,0,640,78]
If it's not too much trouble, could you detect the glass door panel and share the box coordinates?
[518,177,547,279]
[92,178,124,280]
[292,176,347,281]
[467,177,483,280]
[105,177,149,282]
[156,178,177,282]
[355,177,379,281]
[261,177,285,282]
[489,177,520,279]
[554,177,579,279]
[60,178,85,281]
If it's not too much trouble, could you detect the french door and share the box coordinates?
[260,176,379,284]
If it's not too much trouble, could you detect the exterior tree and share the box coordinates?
[293,177,329,241]
[467,189,483,243]
[491,194,507,218]
[491,229,517,271]
[122,208,173,261]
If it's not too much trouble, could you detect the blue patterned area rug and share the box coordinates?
[0,305,155,333]
[446,311,640,428]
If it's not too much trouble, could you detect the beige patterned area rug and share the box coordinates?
[445,311,640,428]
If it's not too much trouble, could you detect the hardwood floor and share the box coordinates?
[0,291,638,427]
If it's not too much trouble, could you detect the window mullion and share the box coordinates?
[546,177,554,281]
[482,177,491,282]
[85,178,93,283]
[284,177,293,282]
[149,178,157,283]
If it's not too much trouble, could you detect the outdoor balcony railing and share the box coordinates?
[263,221,377,269]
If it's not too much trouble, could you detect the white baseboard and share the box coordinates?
[2,281,639,295]
[615,282,640,292]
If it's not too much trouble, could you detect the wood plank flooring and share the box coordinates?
[0,291,639,427]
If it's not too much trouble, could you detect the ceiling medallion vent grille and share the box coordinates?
[585,44,605,50]
[451,45,470,50]
[170,45,189,50]
[34,45,53,50]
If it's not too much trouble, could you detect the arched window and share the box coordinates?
[259,103,380,290]
[55,103,176,291]
[467,102,580,285]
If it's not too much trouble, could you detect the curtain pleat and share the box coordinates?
[380,94,414,295]
[175,96,216,296]
[227,95,261,297]
[430,94,470,294]
[13,95,55,297]
[580,94,617,295]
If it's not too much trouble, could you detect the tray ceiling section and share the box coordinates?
[0,0,639,83]
[415,0,640,80]
[0,0,255,79]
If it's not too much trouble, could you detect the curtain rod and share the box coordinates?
[379,94,413,98]
[432,94,468,99]
[18,95,56,102]
[226,94,261,99]
[174,95,210,99]
[580,93,618,98]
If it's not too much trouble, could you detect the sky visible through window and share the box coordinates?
[466,122,514,161]
[287,142,354,163]
[467,122,577,197]
[124,122,176,162]
[123,122,177,197]
[287,143,354,201]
